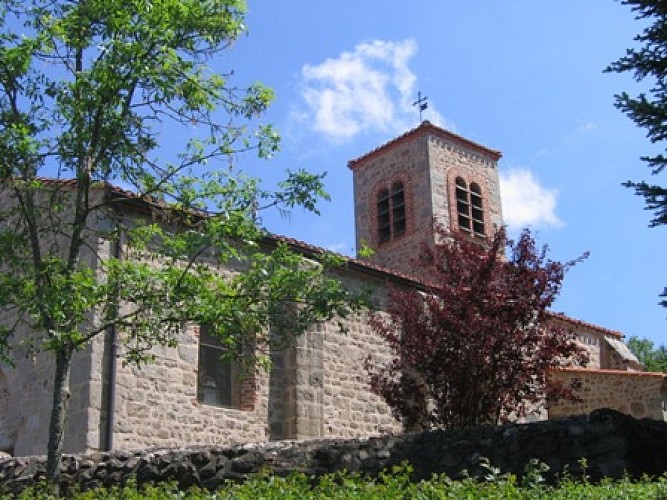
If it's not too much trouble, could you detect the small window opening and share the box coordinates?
[376,182,407,243]
[197,325,239,408]
[455,177,471,233]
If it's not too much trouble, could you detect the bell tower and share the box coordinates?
[348,121,504,276]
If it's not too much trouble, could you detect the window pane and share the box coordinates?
[393,218,406,236]
[470,184,485,236]
[391,182,405,237]
[198,345,233,407]
[458,214,471,232]
[197,325,236,408]
[456,182,471,232]
[377,189,391,243]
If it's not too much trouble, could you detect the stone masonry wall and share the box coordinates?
[269,271,401,442]
[548,368,667,421]
[112,265,401,449]
[429,134,503,235]
[350,125,502,278]
[112,324,270,450]
[0,185,111,456]
[322,310,402,439]
[549,318,605,369]
[0,339,103,457]
[267,346,294,440]
[0,372,9,453]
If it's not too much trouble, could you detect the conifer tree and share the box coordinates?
[606,0,667,307]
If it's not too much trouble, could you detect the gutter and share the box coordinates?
[104,221,123,451]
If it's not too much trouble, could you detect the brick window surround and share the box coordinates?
[376,181,406,244]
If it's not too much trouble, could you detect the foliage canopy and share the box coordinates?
[626,336,667,372]
[0,0,363,479]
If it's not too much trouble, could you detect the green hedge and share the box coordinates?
[8,462,667,499]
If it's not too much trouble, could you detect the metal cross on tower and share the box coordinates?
[412,91,428,122]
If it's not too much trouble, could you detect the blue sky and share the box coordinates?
[217,1,666,344]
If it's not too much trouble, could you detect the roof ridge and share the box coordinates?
[348,120,502,169]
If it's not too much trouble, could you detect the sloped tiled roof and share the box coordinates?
[605,337,641,362]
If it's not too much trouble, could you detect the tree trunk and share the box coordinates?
[46,348,73,483]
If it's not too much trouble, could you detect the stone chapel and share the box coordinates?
[1,121,665,458]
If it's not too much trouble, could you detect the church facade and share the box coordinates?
[1,121,664,458]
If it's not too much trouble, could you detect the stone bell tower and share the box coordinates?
[348,120,504,276]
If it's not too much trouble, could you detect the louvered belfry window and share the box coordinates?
[455,177,485,237]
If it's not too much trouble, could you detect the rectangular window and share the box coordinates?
[197,325,239,408]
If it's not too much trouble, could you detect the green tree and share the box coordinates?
[626,336,667,372]
[0,0,363,481]
[606,0,667,307]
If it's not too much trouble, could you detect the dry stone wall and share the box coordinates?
[3,409,667,496]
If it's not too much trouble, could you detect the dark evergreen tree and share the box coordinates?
[606,0,667,307]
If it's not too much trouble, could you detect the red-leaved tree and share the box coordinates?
[365,226,589,431]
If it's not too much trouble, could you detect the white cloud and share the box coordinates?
[298,39,447,140]
[499,169,563,230]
